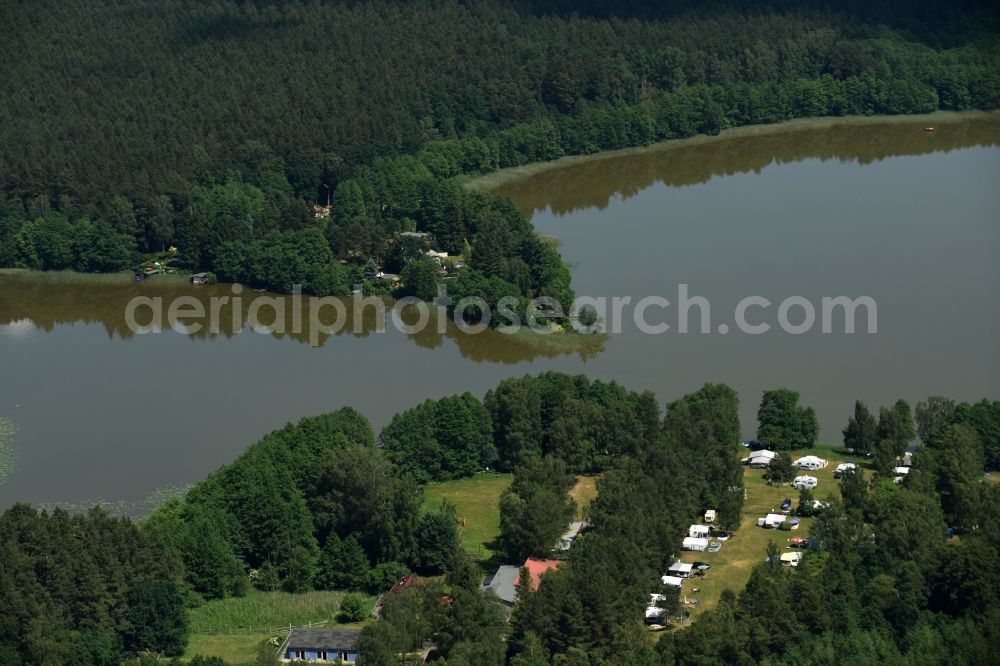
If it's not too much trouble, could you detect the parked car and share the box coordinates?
[780,498,792,511]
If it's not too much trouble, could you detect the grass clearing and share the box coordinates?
[423,473,512,563]
[184,633,270,665]
[570,475,599,519]
[188,589,375,633]
[185,590,374,664]
[674,448,866,618]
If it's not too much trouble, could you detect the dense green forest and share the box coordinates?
[1,0,999,314]
[4,374,996,664]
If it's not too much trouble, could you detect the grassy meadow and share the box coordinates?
[423,473,512,564]
[184,589,375,664]
[570,475,600,520]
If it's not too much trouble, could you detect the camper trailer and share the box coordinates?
[688,524,711,539]
[793,475,818,490]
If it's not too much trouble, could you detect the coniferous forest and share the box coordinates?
[1,0,999,312]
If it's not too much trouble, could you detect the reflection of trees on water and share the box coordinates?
[0,279,605,364]
[495,115,1000,216]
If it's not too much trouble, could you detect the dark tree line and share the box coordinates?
[140,406,463,604]
[0,506,188,663]
[381,372,664,481]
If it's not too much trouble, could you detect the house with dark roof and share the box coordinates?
[481,565,520,606]
[278,627,360,663]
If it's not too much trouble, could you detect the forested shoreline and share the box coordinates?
[2,374,998,664]
[1,0,999,317]
[3,2,1000,664]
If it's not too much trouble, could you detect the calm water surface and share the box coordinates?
[2,114,999,508]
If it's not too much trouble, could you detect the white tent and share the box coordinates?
[668,562,693,577]
[645,606,664,621]
[761,513,787,528]
[661,575,684,587]
[749,450,777,460]
[780,552,802,567]
[793,455,828,470]
[893,466,910,484]
[748,456,773,468]
[682,536,709,551]
[688,524,711,538]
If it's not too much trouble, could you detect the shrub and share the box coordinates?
[338,595,366,623]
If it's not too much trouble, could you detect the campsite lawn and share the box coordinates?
[423,473,512,563]
[675,446,868,618]
[184,590,374,664]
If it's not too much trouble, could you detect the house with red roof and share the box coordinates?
[515,557,563,591]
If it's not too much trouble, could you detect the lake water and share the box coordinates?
[2,114,999,509]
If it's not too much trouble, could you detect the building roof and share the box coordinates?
[481,565,519,604]
[749,456,773,466]
[388,574,421,595]
[516,558,562,591]
[284,628,361,652]
[749,450,777,459]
